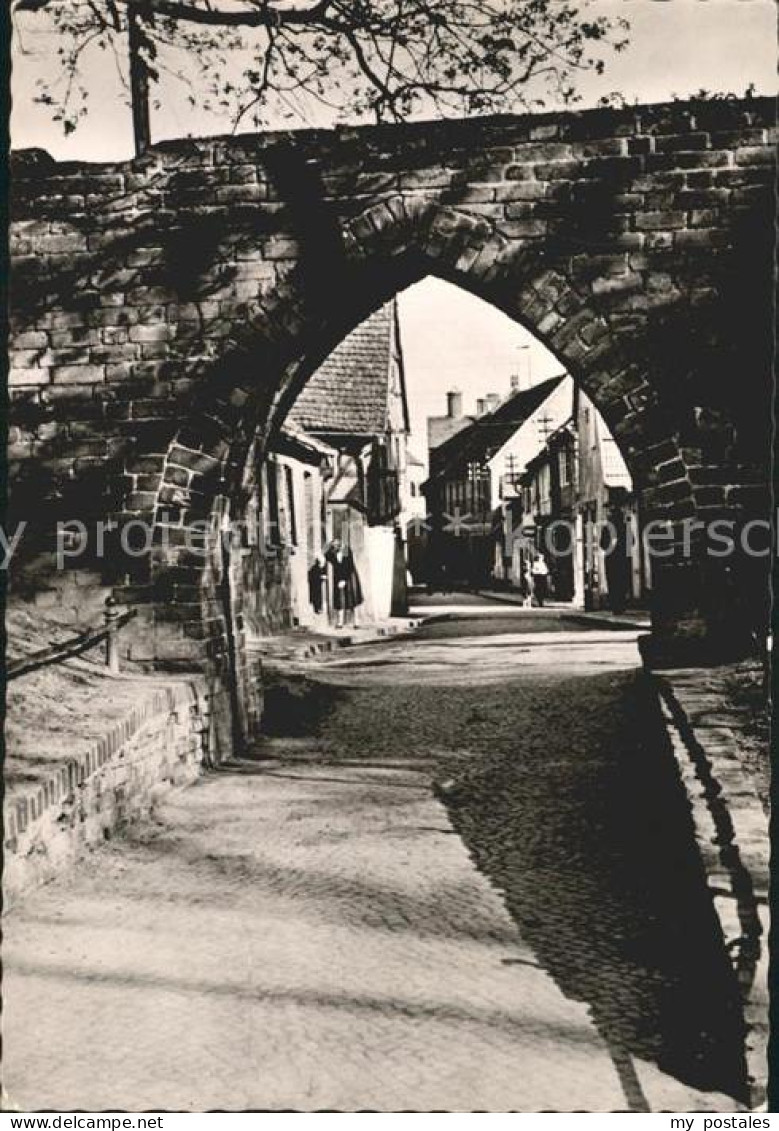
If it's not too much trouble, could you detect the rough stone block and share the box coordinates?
[503,163,536,182]
[634,211,687,230]
[653,132,710,153]
[734,146,775,167]
[648,151,731,171]
[493,182,547,203]
[51,364,105,385]
[517,142,572,162]
[533,160,583,180]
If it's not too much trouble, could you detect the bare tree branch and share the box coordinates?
[16,0,336,26]
[17,0,631,150]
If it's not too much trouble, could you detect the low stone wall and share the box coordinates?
[3,678,218,905]
[656,668,770,1110]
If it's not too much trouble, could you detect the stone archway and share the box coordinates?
[138,193,759,743]
[8,97,774,735]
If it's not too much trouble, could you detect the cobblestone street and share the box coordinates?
[3,603,749,1112]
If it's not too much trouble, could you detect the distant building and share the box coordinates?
[423,374,569,587]
[403,449,427,523]
[516,419,578,602]
[422,368,651,607]
[515,388,651,610]
[403,448,429,585]
[427,389,473,456]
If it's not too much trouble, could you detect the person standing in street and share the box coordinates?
[531,552,550,607]
[325,537,364,629]
[601,505,630,615]
[308,554,328,618]
[522,557,535,607]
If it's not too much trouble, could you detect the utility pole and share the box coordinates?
[537,412,554,442]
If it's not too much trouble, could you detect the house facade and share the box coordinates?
[287,298,411,622]
[515,420,579,602]
[232,425,330,637]
[402,449,428,585]
[424,374,652,608]
[423,375,568,587]
[575,389,651,611]
[237,425,336,637]
[514,388,651,610]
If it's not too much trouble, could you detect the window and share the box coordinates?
[559,447,570,486]
[284,464,297,546]
[303,471,316,555]
[265,460,281,546]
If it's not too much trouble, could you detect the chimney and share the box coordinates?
[476,398,486,416]
[516,345,532,391]
[446,389,463,419]
[486,393,500,413]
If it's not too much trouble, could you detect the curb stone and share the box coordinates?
[655,671,769,1109]
[247,618,422,662]
[469,589,651,631]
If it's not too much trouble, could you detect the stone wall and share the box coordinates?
[3,676,238,904]
[8,97,775,692]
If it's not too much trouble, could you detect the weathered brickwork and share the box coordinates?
[8,99,775,727]
[3,679,215,902]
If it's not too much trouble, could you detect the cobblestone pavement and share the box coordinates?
[3,609,748,1111]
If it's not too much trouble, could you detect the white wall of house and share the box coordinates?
[363,525,396,622]
[401,457,427,524]
[272,449,331,631]
[576,389,649,607]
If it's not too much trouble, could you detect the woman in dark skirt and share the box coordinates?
[325,538,364,628]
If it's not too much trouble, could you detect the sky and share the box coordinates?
[10,0,776,458]
[397,279,563,460]
[11,0,775,160]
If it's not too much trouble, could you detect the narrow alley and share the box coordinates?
[2,603,748,1112]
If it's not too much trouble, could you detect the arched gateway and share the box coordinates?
[8,97,775,741]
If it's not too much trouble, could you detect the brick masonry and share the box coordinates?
[3,678,225,903]
[2,620,424,904]
[656,670,770,1109]
[8,98,776,729]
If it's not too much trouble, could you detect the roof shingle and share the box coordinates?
[288,302,396,435]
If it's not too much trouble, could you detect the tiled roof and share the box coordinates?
[288,301,396,435]
[429,374,565,481]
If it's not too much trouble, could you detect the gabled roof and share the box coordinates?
[287,300,408,436]
[429,374,565,482]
